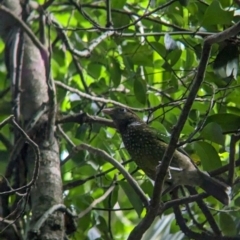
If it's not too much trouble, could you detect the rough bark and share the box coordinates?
[0,0,64,239]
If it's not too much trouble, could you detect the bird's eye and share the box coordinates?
[118,108,127,113]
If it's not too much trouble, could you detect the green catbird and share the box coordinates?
[103,107,231,205]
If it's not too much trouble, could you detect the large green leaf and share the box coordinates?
[112,0,126,8]
[205,114,240,132]
[219,212,237,236]
[194,142,222,171]
[149,41,166,58]
[202,1,234,26]
[122,43,153,67]
[119,181,143,217]
[200,122,225,145]
[166,49,182,67]
[87,62,102,79]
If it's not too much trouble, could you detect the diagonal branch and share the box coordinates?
[127,20,240,240]
[73,143,149,208]
[0,5,48,60]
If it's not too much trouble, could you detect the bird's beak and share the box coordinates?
[102,108,114,115]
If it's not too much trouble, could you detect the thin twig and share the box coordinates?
[57,125,75,147]
[0,116,40,195]
[71,0,177,31]
[52,18,115,57]
[30,204,76,233]
[78,185,115,218]
[63,159,132,190]
[105,0,112,27]
[178,89,215,147]
[186,187,221,236]
[73,143,149,207]
[56,112,115,128]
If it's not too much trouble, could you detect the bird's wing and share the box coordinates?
[147,125,200,168]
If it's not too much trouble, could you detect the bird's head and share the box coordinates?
[103,107,144,131]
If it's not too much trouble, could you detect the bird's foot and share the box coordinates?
[169,166,183,172]
[157,161,183,180]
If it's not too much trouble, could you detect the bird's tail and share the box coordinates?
[199,172,231,205]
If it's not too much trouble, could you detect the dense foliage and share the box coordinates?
[1,0,240,239]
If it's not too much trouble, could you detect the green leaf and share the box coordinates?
[140,180,153,198]
[219,212,237,236]
[119,181,143,217]
[122,43,153,67]
[109,57,122,87]
[194,142,222,171]
[200,122,225,145]
[76,124,88,140]
[0,151,8,175]
[205,114,240,132]
[202,1,234,26]
[152,24,162,42]
[149,42,166,58]
[103,185,119,208]
[166,49,182,67]
[87,62,102,79]
[148,93,160,107]
[112,0,126,8]
[133,78,147,104]
[234,196,240,207]
[178,0,188,6]
[112,12,130,27]
[185,49,195,69]
[193,44,202,59]
[71,151,87,166]
[90,77,108,94]
[97,215,109,232]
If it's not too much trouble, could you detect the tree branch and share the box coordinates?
[127,20,240,240]
[56,112,115,128]
[0,5,48,61]
[78,184,115,218]
[73,143,149,208]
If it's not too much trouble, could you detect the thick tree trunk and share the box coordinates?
[0,1,64,239]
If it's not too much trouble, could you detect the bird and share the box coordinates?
[103,107,231,205]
